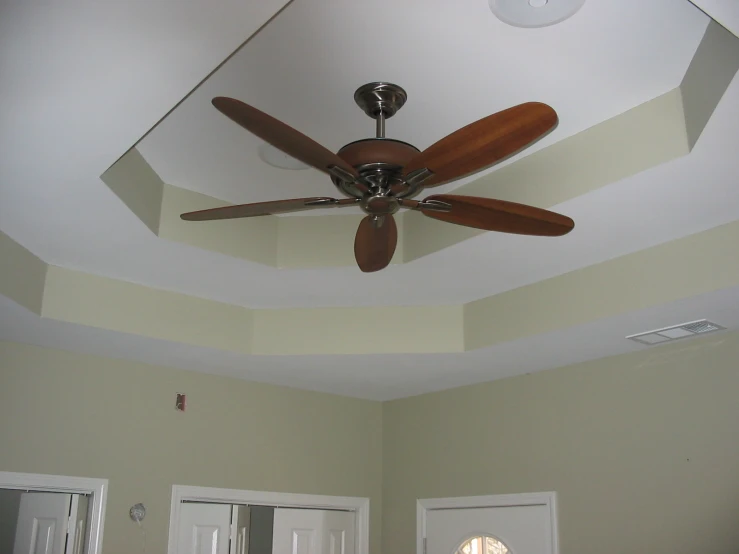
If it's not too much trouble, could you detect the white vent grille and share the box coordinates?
[627,319,725,346]
[680,320,721,334]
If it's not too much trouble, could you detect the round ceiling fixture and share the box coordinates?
[489,0,586,28]
[258,143,310,170]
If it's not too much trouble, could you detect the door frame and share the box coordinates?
[417,492,559,554]
[0,471,108,554]
[167,484,370,554]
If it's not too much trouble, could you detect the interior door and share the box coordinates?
[13,492,72,554]
[272,508,355,554]
[178,502,232,554]
[321,510,355,554]
[272,509,321,554]
[65,494,89,554]
[425,505,554,554]
[230,505,251,554]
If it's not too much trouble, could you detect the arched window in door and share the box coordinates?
[455,535,509,554]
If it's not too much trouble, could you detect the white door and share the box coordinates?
[272,508,355,554]
[65,494,89,554]
[230,505,250,554]
[13,492,85,554]
[322,510,355,554]
[425,505,555,554]
[178,502,232,554]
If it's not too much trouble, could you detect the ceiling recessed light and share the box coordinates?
[489,0,586,28]
[258,143,311,170]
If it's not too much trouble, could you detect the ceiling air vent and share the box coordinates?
[626,319,725,345]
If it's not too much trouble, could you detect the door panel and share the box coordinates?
[273,509,355,554]
[31,517,56,554]
[327,530,344,554]
[65,494,89,554]
[231,506,251,554]
[195,525,221,554]
[426,505,553,554]
[292,528,316,554]
[178,503,232,554]
[273,509,321,554]
[323,511,354,554]
[13,493,72,554]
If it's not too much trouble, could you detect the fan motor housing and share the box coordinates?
[333,138,420,197]
[337,138,419,168]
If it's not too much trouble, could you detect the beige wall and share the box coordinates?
[3,331,739,554]
[382,331,739,554]
[0,342,383,554]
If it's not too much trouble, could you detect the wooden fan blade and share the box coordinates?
[419,195,574,236]
[181,197,358,221]
[212,97,358,177]
[403,103,558,187]
[354,215,398,273]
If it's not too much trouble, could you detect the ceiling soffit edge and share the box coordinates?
[3,219,739,356]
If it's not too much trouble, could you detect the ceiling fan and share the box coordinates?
[180,82,574,272]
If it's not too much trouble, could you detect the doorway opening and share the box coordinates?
[0,472,108,554]
[167,485,369,554]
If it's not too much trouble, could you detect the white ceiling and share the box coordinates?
[138,0,706,205]
[2,0,739,399]
[690,0,739,37]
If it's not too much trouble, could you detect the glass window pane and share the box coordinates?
[454,536,508,554]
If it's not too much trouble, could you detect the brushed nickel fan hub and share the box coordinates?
[354,82,407,119]
[356,162,403,190]
[331,137,423,199]
[360,194,400,216]
[330,162,424,201]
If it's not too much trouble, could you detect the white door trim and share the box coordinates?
[167,485,370,554]
[417,492,559,554]
[0,471,108,554]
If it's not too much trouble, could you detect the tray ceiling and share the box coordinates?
[2,0,738,399]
